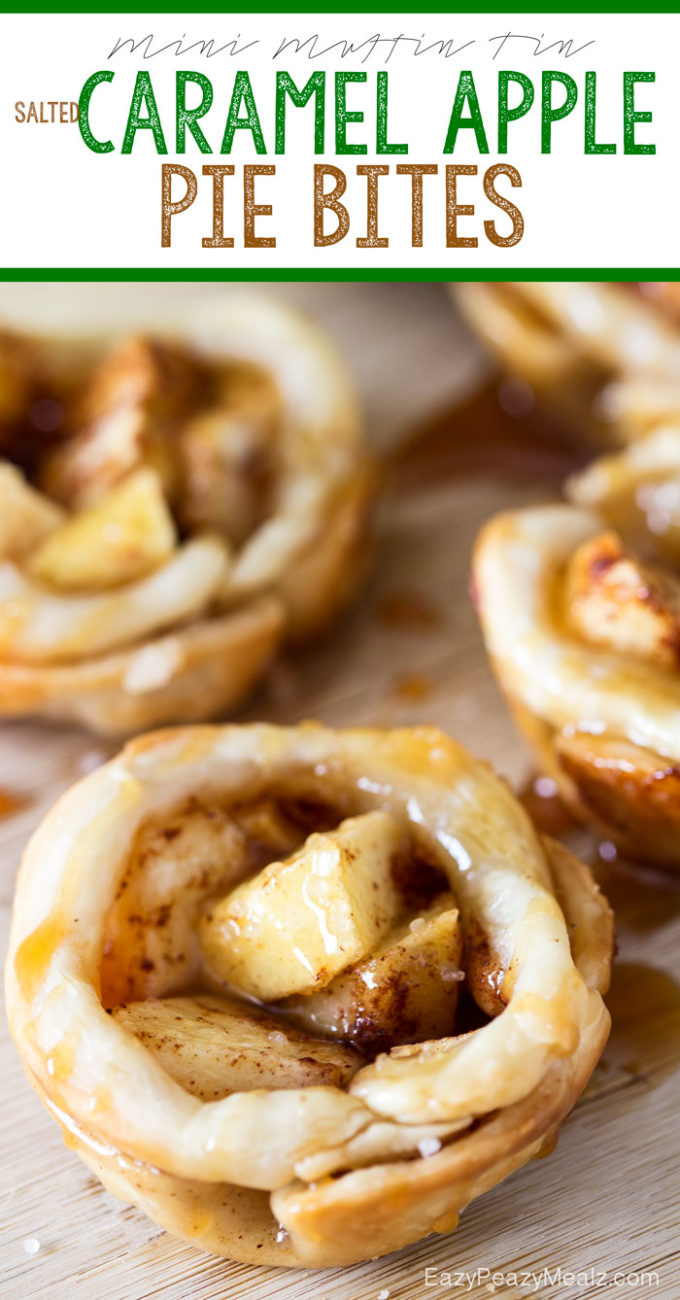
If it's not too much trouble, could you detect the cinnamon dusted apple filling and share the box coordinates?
[7,723,612,1266]
[474,427,680,868]
[0,294,371,732]
[101,793,463,1063]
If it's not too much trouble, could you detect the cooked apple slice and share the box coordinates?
[0,462,64,559]
[198,811,404,1001]
[28,468,177,591]
[230,799,304,860]
[280,894,463,1054]
[177,410,273,546]
[177,362,280,544]
[40,336,198,508]
[565,530,680,670]
[113,993,362,1100]
[78,334,199,426]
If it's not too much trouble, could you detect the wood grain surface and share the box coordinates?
[1,283,679,1300]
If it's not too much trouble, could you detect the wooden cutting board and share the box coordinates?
[1,284,679,1300]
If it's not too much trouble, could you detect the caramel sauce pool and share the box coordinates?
[13,915,67,1002]
[386,379,585,493]
[0,787,25,818]
[603,961,680,1082]
[593,855,680,932]
[519,777,578,838]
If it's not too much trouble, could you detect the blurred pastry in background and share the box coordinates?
[473,424,680,870]
[0,294,372,733]
[455,282,680,446]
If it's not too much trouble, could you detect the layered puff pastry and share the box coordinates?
[0,295,370,733]
[474,426,680,868]
[6,723,612,1267]
[455,282,680,445]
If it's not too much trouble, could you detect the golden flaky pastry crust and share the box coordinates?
[455,282,680,445]
[474,426,680,868]
[7,723,612,1267]
[0,294,371,733]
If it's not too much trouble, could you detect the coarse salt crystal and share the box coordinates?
[23,1238,40,1256]
[534,775,558,800]
[77,749,109,775]
[122,638,184,695]
[417,1137,442,1158]
[378,1290,391,1299]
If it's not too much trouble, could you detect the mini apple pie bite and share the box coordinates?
[474,427,680,869]
[456,281,680,445]
[0,294,370,732]
[6,723,612,1267]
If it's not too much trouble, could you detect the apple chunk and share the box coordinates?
[0,462,64,559]
[565,530,680,670]
[198,811,404,1001]
[280,894,463,1054]
[28,467,177,591]
[113,993,362,1099]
